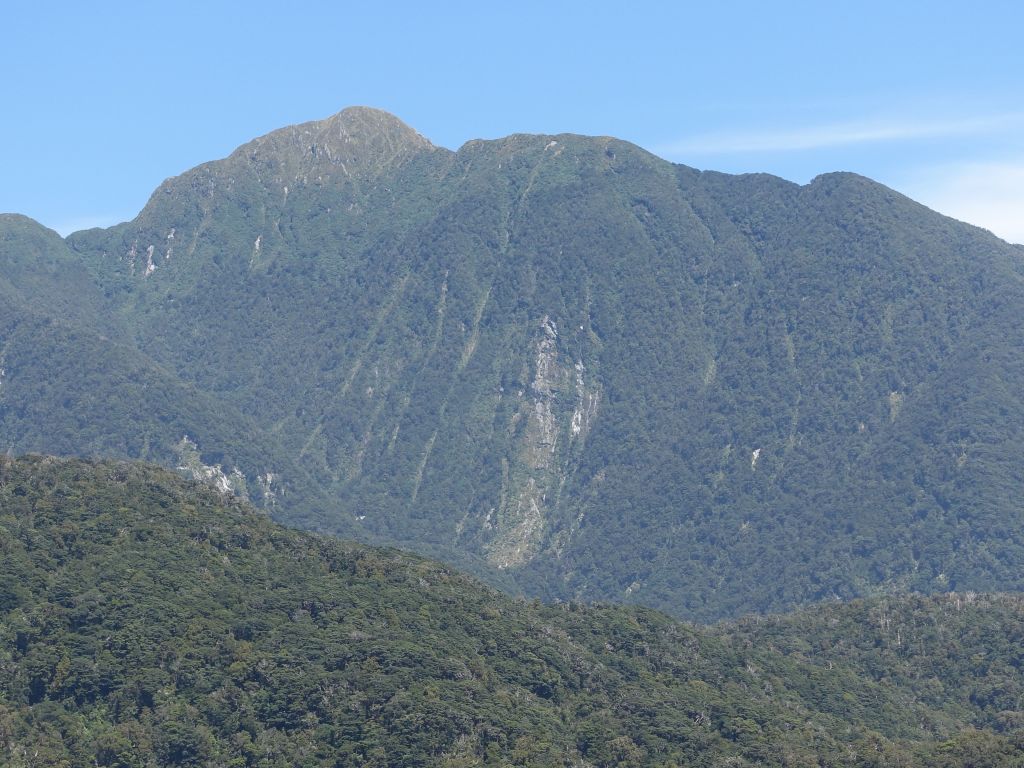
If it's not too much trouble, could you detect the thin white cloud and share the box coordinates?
[657,114,1022,156]
[901,161,1024,245]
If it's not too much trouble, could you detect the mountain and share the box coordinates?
[2,455,1023,766]
[1,107,1023,619]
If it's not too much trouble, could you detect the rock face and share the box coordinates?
[3,110,1024,619]
[487,316,600,568]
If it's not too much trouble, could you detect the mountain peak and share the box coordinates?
[228,105,436,180]
[325,105,427,140]
[316,105,436,157]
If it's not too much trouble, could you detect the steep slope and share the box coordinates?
[530,169,1024,617]
[1,456,1022,766]
[2,107,1022,619]
[0,218,352,534]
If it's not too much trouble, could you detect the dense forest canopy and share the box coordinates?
[1,456,1023,766]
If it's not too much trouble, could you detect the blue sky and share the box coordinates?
[3,1,1022,242]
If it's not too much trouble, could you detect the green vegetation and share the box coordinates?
[2,108,1024,620]
[2,456,1023,766]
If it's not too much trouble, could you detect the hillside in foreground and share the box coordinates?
[1,456,1022,766]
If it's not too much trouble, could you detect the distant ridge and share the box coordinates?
[0,108,1020,621]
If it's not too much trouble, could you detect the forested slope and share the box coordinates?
[2,108,1023,619]
[1,456,1022,766]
